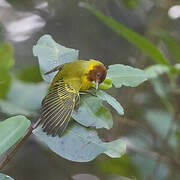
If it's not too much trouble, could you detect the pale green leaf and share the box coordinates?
[0,115,31,156]
[33,34,79,82]
[108,64,147,87]
[145,110,173,138]
[0,100,33,116]
[72,95,113,129]
[7,80,48,111]
[96,90,124,115]
[33,123,126,162]
[151,78,174,113]
[0,173,14,180]
[145,64,169,79]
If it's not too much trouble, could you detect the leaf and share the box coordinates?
[145,110,174,138]
[33,34,79,82]
[153,29,180,62]
[0,71,11,99]
[72,174,100,180]
[18,65,43,83]
[0,100,33,116]
[72,95,113,129]
[98,155,141,180]
[79,3,170,65]
[33,123,126,162]
[0,42,14,70]
[122,0,139,9]
[7,80,48,111]
[0,115,31,156]
[0,173,14,180]
[107,64,147,87]
[145,64,169,79]
[92,78,112,90]
[96,90,124,115]
[151,78,174,113]
[132,153,169,180]
[0,42,14,99]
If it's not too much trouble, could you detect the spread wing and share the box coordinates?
[40,77,79,137]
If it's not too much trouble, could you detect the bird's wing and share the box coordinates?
[40,77,79,136]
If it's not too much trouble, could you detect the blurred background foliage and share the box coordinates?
[0,0,180,180]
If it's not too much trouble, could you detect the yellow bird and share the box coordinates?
[40,59,107,136]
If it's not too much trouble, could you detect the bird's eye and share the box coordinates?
[96,73,101,77]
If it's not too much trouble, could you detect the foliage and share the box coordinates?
[18,65,43,83]
[0,173,14,180]
[32,34,147,162]
[0,42,14,99]
[34,124,125,162]
[0,116,31,156]
[153,29,180,62]
[98,154,141,180]
[122,0,139,9]
[78,3,180,179]
[0,1,180,180]
[79,2,170,66]
[108,64,147,87]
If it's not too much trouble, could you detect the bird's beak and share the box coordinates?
[95,80,99,90]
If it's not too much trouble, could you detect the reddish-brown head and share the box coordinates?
[87,64,107,84]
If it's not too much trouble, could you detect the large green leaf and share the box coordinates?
[79,3,170,65]
[108,64,147,87]
[33,123,126,162]
[0,115,31,156]
[0,173,14,180]
[72,95,113,129]
[33,34,79,82]
[96,90,124,115]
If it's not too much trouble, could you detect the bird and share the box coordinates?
[40,59,107,137]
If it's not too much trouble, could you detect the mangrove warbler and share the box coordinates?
[40,59,107,136]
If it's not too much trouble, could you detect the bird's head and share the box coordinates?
[87,63,107,89]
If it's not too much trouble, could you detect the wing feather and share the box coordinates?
[40,77,79,136]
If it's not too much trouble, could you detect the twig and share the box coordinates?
[0,118,41,170]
